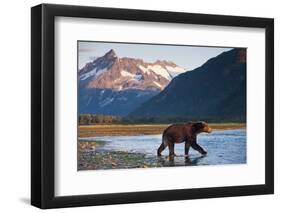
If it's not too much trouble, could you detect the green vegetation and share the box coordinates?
[79,114,122,125]
[79,113,246,125]
[122,116,246,124]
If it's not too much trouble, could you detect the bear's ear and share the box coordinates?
[192,122,204,133]
[197,122,205,128]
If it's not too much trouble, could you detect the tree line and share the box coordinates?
[79,114,122,125]
[79,114,244,125]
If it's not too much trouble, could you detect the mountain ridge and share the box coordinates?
[127,48,246,122]
[79,49,186,91]
[78,49,186,115]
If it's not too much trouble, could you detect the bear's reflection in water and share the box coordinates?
[156,155,207,167]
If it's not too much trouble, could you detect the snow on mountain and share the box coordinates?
[78,49,188,115]
[121,70,134,78]
[79,49,187,91]
[79,49,117,81]
[79,67,108,81]
[99,97,114,107]
[120,70,144,82]
[153,81,163,89]
[165,65,186,77]
[138,64,172,80]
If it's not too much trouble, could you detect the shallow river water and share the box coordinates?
[79,128,246,169]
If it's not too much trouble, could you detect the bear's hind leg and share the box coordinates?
[157,142,167,156]
[168,143,176,157]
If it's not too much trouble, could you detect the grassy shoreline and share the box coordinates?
[79,123,246,137]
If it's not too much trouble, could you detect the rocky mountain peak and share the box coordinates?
[154,59,176,67]
[104,49,117,59]
[79,49,187,91]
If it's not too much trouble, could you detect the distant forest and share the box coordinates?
[79,114,122,125]
[78,114,245,125]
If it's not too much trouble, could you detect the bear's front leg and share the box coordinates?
[191,143,207,155]
[190,136,207,155]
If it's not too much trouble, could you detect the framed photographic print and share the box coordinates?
[31,3,274,209]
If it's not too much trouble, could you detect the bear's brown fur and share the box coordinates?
[157,121,212,157]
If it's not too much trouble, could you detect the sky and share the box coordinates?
[78,41,233,70]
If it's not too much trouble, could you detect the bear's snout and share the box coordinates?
[203,126,212,133]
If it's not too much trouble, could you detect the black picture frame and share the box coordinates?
[31,3,274,209]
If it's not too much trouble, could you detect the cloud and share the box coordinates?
[79,48,95,53]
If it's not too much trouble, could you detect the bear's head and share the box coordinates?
[192,121,212,134]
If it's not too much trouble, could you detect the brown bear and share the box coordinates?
[157,121,212,157]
